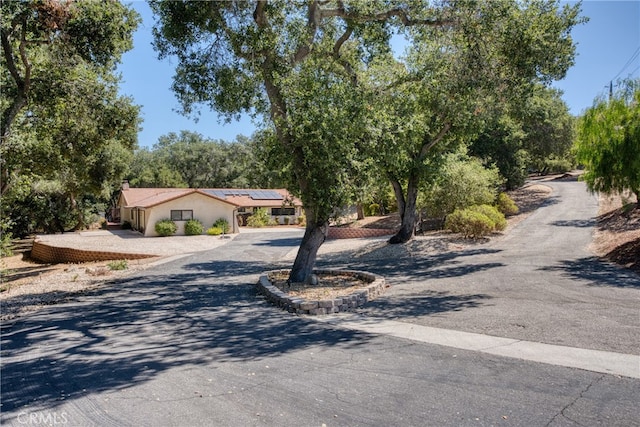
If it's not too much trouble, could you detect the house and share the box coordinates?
[116,183,303,236]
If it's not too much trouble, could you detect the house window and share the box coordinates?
[171,210,193,221]
[271,207,295,216]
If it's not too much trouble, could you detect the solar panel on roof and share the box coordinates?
[204,189,283,200]
[248,190,282,200]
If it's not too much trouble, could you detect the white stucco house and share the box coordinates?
[116,183,303,236]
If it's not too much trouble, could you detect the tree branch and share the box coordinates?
[292,1,323,64]
[253,0,268,28]
[418,122,451,161]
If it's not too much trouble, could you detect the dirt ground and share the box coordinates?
[591,191,640,273]
[1,179,637,320]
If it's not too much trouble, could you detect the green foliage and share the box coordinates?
[469,205,507,231]
[184,219,204,236]
[367,203,381,217]
[496,193,519,216]
[155,219,177,237]
[213,218,230,234]
[445,209,496,239]
[1,218,13,257]
[1,0,140,237]
[420,150,504,219]
[206,227,223,236]
[539,155,575,175]
[469,86,574,189]
[574,78,640,200]
[107,260,128,271]
[246,208,270,228]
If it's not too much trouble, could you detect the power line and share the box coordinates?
[612,46,640,81]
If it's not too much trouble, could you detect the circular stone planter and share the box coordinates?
[257,269,386,315]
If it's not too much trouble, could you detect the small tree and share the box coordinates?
[574,78,640,203]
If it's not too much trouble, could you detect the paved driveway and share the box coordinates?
[2,181,639,426]
[321,181,640,354]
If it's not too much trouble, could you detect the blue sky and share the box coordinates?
[117,1,640,149]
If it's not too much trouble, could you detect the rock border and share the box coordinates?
[257,269,386,315]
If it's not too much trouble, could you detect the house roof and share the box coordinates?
[120,187,301,209]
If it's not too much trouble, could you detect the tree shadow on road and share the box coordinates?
[539,257,640,288]
[355,291,491,319]
[0,261,368,416]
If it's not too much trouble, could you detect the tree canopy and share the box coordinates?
[574,78,640,202]
[1,0,140,236]
[151,0,584,281]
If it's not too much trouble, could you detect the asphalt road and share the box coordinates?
[2,180,639,426]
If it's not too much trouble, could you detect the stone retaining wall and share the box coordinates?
[257,269,386,315]
[327,227,395,239]
[31,240,156,264]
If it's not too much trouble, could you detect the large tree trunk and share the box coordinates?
[389,173,420,244]
[289,212,328,283]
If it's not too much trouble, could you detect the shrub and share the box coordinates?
[121,221,132,230]
[184,219,204,235]
[540,155,574,175]
[297,213,306,226]
[213,218,230,233]
[367,203,381,216]
[496,193,519,216]
[246,208,270,227]
[155,219,177,236]
[445,209,495,239]
[207,227,223,236]
[469,204,507,231]
[107,260,128,271]
[420,150,504,219]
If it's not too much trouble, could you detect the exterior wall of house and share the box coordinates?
[268,206,303,225]
[143,193,236,237]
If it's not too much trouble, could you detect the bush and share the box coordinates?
[155,219,177,237]
[246,208,270,227]
[496,193,519,216]
[297,213,306,226]
[121,221,132,230]
[107,260,128,271]
[367,203,381,216]
[469,204,507,231]
[213,218,230,234]
[540,155,575,175]
[184,219,204,235]
[207,227,223,236]
[445,209,495,239]
[420,150,504,219]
